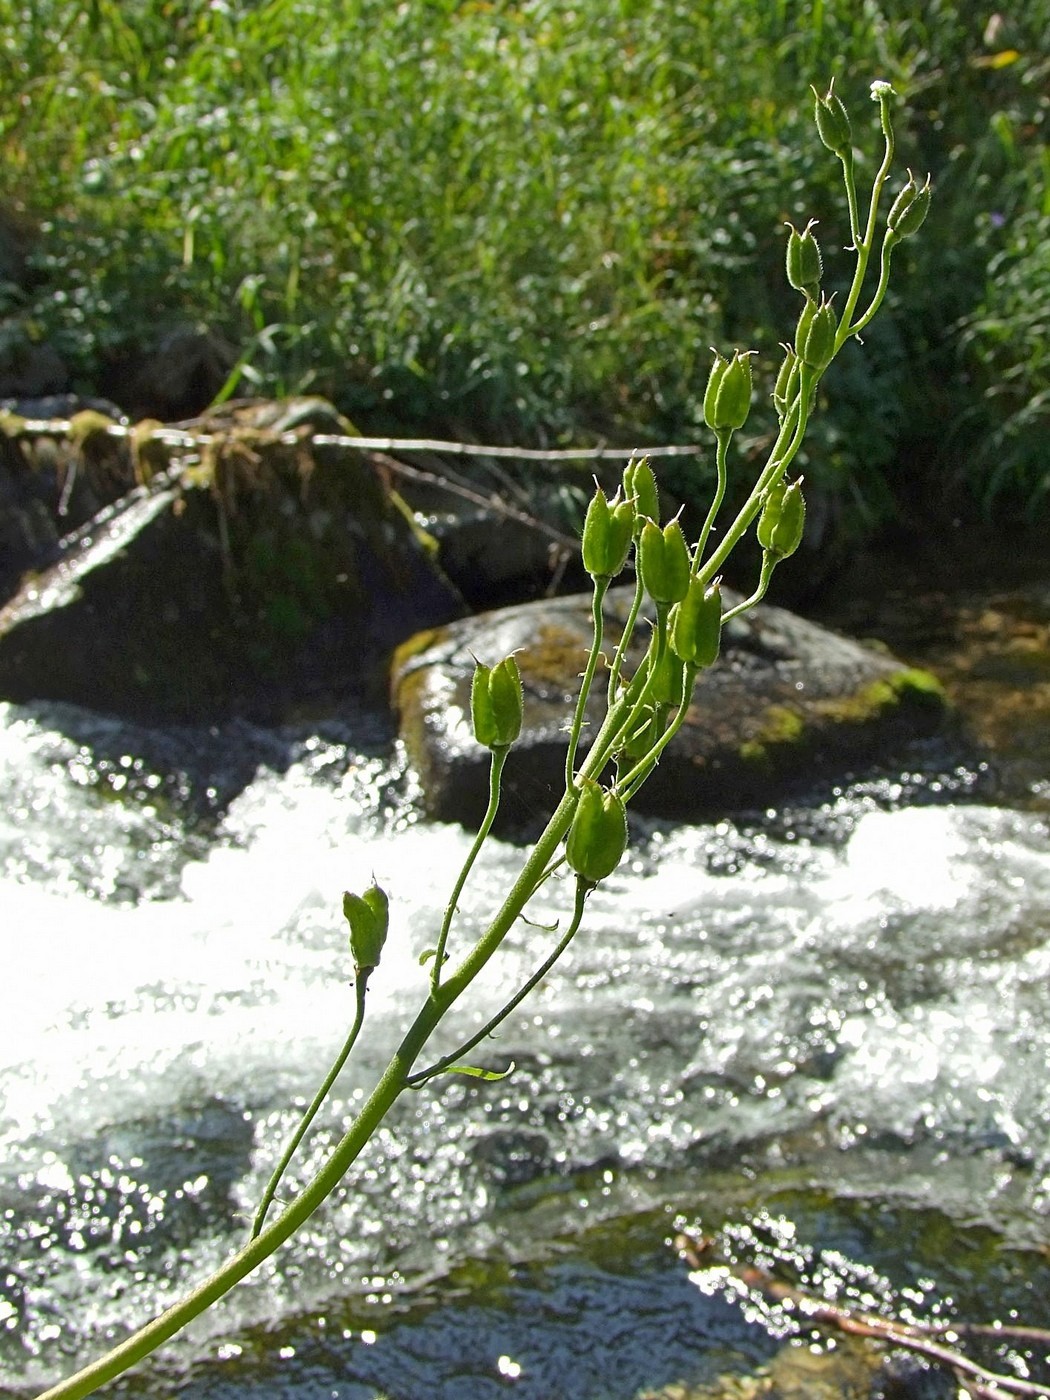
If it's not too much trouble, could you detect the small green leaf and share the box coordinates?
[447,1062,515,1081]
[418,947,447,966]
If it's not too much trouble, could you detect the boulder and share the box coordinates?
[391,585,949,827]
[0,400,466,720]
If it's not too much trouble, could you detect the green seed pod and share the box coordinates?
[622,455,660,525]
[343,881,389,974]
[785,220,823,300]
[638,519,691,604]
[617,703,664,763]
[795,296,837,372]
[581,487,634,579]
[757,479,806,559]
[566,780,628,885]
[471,655,524,750]
[669,578,722,668]
[886,170,932,240]
[703,349,754,432]
[812,79,852,157]
[773,345,801,421]
[649,646,687,707]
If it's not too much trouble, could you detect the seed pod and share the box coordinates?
[649,646,687,707]
[887,170,932,240]
[617,703,664,763]
[703,349,754,432]
[343,881,389,974]
[785,220,823,300]
[622,456,660,525]
[795,296,837,372]
[669,578,722,668]
[638,519,691,604]
[757,479,806,559]
[812,79,852,157]
[581,487,634,579]
[471,655,524,750]
[566,780,628,885]
[773,345,801,421]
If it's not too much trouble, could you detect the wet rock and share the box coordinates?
[0,403,466,720]
[391,586,950,827]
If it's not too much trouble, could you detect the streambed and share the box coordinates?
[1,583,1049,1399]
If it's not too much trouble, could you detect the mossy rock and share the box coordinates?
[391,587,951,828]
[0,400,466,720]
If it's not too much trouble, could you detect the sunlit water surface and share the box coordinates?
[1,700,1049,1398]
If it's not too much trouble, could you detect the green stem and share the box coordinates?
[847,232,898,338]
[432,745,509,992]
[406,877,589,1088]
[720,552,777,623]
[36,690,643,1400]
[606,568,646,708]
[615,663,699,803]
[565,576,609,789]
[837,93,896,344]
[693,429,731,571]
[695,376,813,588]
[251,974,369,1239]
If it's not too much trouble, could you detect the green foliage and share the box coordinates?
[1,0,1047,523]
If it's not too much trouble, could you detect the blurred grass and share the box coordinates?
[0,0,1047,534]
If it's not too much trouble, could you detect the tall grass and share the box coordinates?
[1,0,1048,526]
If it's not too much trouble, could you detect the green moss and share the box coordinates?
[738,668,947,767]
[816,666,947,726]
[739,704,806,765]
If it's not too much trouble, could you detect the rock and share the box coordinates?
[391,585,949,828]
[0,333,68,399]
[0,403,466,720]
[102,324,237,421]
[0,397,137,599]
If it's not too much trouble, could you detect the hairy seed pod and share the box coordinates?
[617,703,664,763]
[566,781,628,885]
[703,349,754,432]
[785,220,823,300]
[757,479,806,559]
[581,487,634,579]
[812,79,852,157]
[622,456,660,526]
[887,170,932,240]
[471,655,524,750]
[669,578,723,668]
[343,881,389,974]
[638,519,691,604]
[795,296,837,372]
[649,646,688,707]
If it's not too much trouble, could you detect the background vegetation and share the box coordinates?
[1,0,1047,545]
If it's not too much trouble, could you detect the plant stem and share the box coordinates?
[565,577,609,789]
[251,974,369,1240]
[432,745,509,991]
[406,877,589,1087]
[693,428,731,570]
[34,687,645,1400]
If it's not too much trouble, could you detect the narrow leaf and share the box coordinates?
[446,1061,515,1082]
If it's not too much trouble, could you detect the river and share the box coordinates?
[2,580,1049,1399]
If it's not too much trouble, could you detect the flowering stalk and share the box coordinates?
[33,76,927,1400]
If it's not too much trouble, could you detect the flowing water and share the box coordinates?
[1,654,1049,1398]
